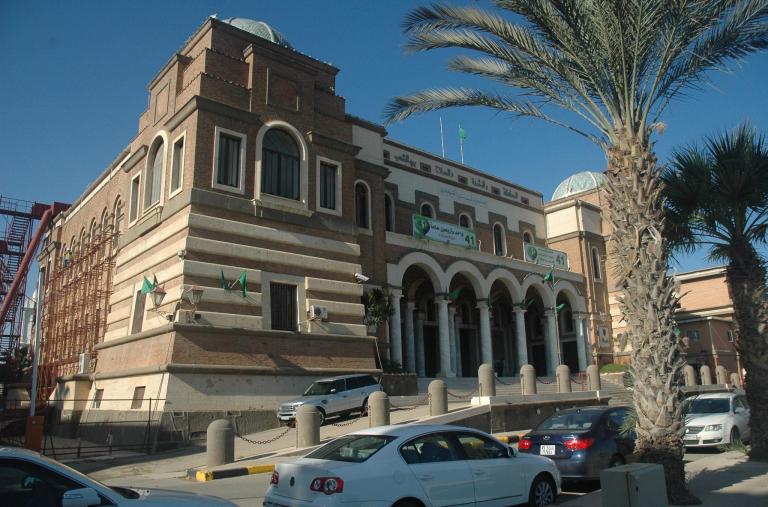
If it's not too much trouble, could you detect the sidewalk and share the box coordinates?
[561,451,768,506]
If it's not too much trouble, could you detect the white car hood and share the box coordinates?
[685,414,729,427]
[119,487,236,505]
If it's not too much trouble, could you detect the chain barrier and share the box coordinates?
[570,375,585,385]
[536,376,555,385]
[391,393,431,411]
[495,376,514,386]
[329,409,368,427]
[447,387,478,399]
[235,424,293,445]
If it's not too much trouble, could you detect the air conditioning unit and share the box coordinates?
[308,305,328,321]
[78,353,90,374]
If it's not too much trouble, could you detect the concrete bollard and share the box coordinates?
[586,364,601,391]
[296,404,321,448]
[556,364,572,393]
[715,365,728,385]
[683,365,697,386]
[428,379,448,416]
[730,372,742,388]
[520,364,537,395]
[700,365,712,385]
[478,363,496,397]
[206,419,234,467]
[368,391,390,428]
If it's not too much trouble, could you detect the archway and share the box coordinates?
[489,280,515,376]
[556,293,579,372]
[449,273,480,377]
[523,286,548,376]
[403,265,437,377]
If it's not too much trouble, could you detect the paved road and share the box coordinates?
[100,449,721,506]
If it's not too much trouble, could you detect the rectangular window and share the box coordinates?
[131,386,146,409]
[216,132,242,189]
[420,162,431,172]
[458,175,468,185]
[319,162,338,210]
[130,291,146,334]
[491,186,500,195]
[686,329,701,342]
[521,196,530,205]
[92,389,104,409]
[727,330,734,342]
[270,282,297,331]
[129,174,141,223]
[170,135,184,194]
[383,150,390,160]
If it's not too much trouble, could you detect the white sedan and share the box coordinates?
[264,424,561,507]
[0,446,235,507]
[683,392,751,448]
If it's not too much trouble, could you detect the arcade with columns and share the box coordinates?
[386,252,591,378]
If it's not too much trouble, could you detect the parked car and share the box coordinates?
[683,392,750,448]
[277,374,383,425]
[517,406,634,481]
[0,446,235,506]
[264,424,561,507]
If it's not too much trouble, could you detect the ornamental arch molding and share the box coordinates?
[387,251,446,294]
[521,274,556,308]
[485,267,524,303]
[445,260,486,299]
[553,280,587,313]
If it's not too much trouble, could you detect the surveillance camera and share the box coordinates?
[354,273,370,283]
[177,249,187,259]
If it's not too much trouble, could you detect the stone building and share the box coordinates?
[36,17,592,435]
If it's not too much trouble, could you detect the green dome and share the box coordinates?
[552,171,605,200]
[222,18,293,49]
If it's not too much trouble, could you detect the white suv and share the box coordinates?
[277,374,383,425]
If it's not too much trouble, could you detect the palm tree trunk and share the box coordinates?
[726,242,768,460]
[605,131,698,504]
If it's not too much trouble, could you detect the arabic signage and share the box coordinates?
[412,215,477,250]
[524,244,569,270]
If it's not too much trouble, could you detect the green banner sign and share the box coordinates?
[524,243,569,270]
[412,215,477,250]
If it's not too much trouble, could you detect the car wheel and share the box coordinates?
[608,455,626,468]
[392,500,422,507]
[730,426,741,445]
[528,474,556,507]
[317,408,326,426]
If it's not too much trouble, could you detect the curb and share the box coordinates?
[188,464,275,482]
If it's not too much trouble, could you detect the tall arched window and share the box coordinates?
[144,139,164,209]
[112,199,123,250]
[459,213,472,229]
[591,247,602,280]
[523,231,532,244]
[262,129,300,200]
[493,223,506,256]
[420,203,434,218]
[355,182,369,228]
[384,194,394,232]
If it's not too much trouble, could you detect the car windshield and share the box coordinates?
[537,411,602,431]
[34,453,137,498]
[303,381,336,396]
[685,398,730,414]
[306,435,395,463]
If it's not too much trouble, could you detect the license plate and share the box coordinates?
[540,444,556,456]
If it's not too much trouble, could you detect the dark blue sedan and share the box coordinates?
[517,406,635,481]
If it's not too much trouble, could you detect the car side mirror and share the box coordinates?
[62,487,102,507]
[734,407,745,414]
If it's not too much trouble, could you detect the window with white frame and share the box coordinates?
[493,223,506,256]
[129,174,141,223]
[214,127,245,192]
[523,231,533,244]
[270,282,297,331]
[591,247,602,280]
[459,213,472,229]
[355,182,370,229]
[262,129,300,200]
[144,138,164,209]
[170,133,185,195]
[317,158,341,213]
[384,193,394,231]
[420,202,434,218]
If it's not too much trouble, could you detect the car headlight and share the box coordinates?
[704,424,722,432]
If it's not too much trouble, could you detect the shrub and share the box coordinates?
[600,363,628,373]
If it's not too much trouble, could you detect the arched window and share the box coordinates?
[144,138,164,209]
[591,247,602,280]
[493,223,506,256]
[384,193,394,232]
[262,129,300,200]
[523,231,532,244]
[355,182,369,228]
[420,203,434,218]
[112,199,123,250]
[459,213,472,229]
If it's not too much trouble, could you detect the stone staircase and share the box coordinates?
[416,372,634,407]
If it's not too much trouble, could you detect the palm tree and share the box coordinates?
[663,124,768,460]
[384,2,768,502]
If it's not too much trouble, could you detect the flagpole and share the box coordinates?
[439,117,445,158]
[459,124,465,164]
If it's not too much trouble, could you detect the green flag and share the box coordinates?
[459,126,466,141]
[238,271,247,297]
[543,270,554,284]
[555,302,568,313]
[140,276,155,295]
[449,288,462,301]
[673,327,681,337]
[153,274,159,288]
[220,269,228,290]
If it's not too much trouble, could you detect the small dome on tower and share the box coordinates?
[551,171,606,200]
[221,18,293,49]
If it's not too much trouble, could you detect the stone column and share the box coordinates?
[583,319,594,365]
[388,290,403,367]
[435,297,454,377]
[454,312,463,377]
[448,306,458,374]
[404,302,416,373]
[514,308,529,372]
[415,311,426,377]
[574,313,587,372]
[544,309,559,375]
[477,301,493,366]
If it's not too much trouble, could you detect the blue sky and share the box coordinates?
[2,0,767,273]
